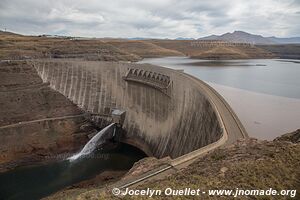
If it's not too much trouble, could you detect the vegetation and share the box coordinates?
[72,131,300,200]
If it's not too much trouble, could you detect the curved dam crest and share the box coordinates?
[30,59,228,159]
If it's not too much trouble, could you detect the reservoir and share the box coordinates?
[139,57,300,140]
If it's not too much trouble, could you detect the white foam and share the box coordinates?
[68,123,115,161]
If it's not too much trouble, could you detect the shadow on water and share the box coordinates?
[0,143,146,200]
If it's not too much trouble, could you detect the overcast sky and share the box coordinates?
[1,0,300,38]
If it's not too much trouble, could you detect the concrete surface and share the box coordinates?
[31,59,247,159]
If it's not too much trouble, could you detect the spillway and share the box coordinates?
[68,123,116,161]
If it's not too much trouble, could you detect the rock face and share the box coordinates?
[0,61,82,126]
[31,59,225,159]
[0,61,97,172]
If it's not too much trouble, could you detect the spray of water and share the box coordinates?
[68,123,115,161]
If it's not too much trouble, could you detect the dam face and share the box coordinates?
[31,60,223,158]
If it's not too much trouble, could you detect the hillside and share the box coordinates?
[257,44,300,59]
[0,61,96,172]
[103,39,184,58]
[0,31,278,60]
[193,46,275,59]
[150,40,275,59]
[0,32,140,61]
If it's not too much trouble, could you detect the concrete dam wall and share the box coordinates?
[31,59,224,159]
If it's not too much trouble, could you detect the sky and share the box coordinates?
[0,0,300,38]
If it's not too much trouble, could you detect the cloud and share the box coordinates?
[0,0,299,38]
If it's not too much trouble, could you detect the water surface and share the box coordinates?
[139,57,300,139]
[140,57,300,99]
[0,143,146,200]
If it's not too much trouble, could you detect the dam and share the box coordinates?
[30,59,247,159]
[0,59,248,199]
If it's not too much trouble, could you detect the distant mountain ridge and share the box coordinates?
[198,31,300,44]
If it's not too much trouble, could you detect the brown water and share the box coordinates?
[209,82,300,140]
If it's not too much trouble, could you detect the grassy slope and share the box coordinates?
[150,40,275,59]
[73,131,300,200]
[129,140,299,200]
